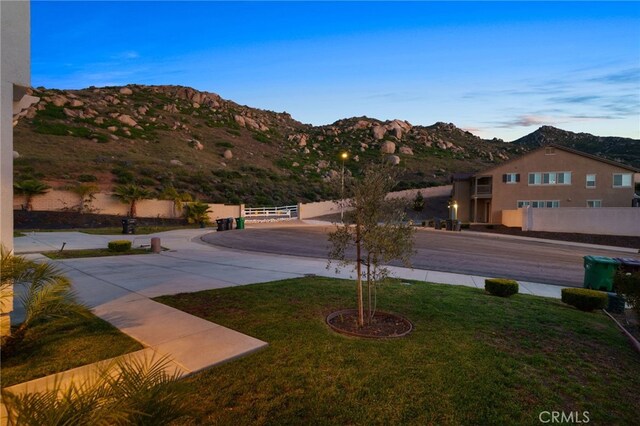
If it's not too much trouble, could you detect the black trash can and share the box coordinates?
[445,219,453,231]
[453,220,462,231]
[225,218,234,230]
[613,258,640,274]
[606,292,626,314]
[216,218,225,232]
[434,219,442,230]
[121,218,137,234]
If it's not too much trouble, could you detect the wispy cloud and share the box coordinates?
[589,67,640,85]
[111,51,140,60]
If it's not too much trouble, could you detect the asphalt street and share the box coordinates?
[202,225,639,287]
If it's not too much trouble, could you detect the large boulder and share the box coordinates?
[119,87,133,95]
[372,125,386,140]
[223,149,233,159]
[387,155,401,166]
[380,141,396,154]
[117,114,137,127]
[399,146,413,155]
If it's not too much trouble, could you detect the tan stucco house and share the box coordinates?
[451,144,640,224]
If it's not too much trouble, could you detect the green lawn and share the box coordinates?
[1,311,143,387]
[43,247,152,260]
[155,277,640,425]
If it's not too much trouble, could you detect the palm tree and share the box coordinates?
[71,183,99,213]
[183,201,212,227]
[113,184,152,218]
[160,185,193,218]
[2,354,190,425]
[14,179,51,211]
[1,247,88,356]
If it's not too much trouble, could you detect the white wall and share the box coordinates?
[1,0,31,336]
[501,207,640,236]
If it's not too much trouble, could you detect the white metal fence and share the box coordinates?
[244,205,298,221]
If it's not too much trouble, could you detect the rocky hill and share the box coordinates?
[12,85,638,206]
[512,125,639,168]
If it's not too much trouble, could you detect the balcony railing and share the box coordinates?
[474,184,492,195]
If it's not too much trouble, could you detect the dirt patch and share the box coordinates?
[470,224,640,250]
[326,309,412,338]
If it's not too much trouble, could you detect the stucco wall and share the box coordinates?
[528,207,640,236]
[299,185,452,219]
[206,204,242,221]
[501,207,640,236]
[13,190,244,220]
[299,200,341,219]
[501,209,523,228]
[1,0,31,335]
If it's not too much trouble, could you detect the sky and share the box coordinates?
[31,1,640,141]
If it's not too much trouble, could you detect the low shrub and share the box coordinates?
[108,240,132,252]
[615,271,640,316]
[485,278,519,297]
[561,288,607,312]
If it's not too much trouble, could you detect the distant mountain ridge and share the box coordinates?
[512,125,639,168]
[12,84,639,205]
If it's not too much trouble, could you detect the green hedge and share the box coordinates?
[485,278,519,297]
[108,240,132,252]
[561,288,607,312]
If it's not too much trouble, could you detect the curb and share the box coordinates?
[603,309,640,354]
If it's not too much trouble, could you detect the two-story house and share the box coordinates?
[451,144,640,224]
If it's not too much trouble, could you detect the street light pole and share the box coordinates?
[340,152,348,222]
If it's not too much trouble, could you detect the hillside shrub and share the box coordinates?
[485,278,519,297]
[77,174,98,182]
[108,240,132,252]
[413,192,425,212]
[561,288,607,312]
[615,271,640,316]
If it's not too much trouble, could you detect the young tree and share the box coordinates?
[71,183,99,213]
[328,163,415,327]
[113,184,152,218]
[14,179,51,211]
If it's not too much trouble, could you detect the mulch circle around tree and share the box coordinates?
[326,309,413,338]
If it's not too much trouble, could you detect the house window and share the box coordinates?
[587,200,602,208]
[528,172,571,185]
[528,173,542,185]
[517,200,560,208]
[586,174,596,188]
[557,172,571,184]
[503,173,519,184]
[545,147,556,155]
[613,173,632,188]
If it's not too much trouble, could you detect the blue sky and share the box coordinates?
[32,1,640,141]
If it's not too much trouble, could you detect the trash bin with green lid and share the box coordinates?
[583,256,620,291]
[236,217,245,230]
